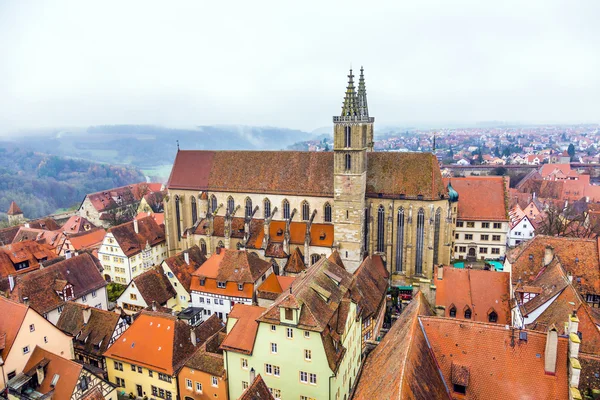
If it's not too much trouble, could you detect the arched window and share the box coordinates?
[395,207,405,273]
[415,208,425,275]
[345,153,352,171]
[324,203,332,223]
[433,208,441,265]
[449,305,457,318]
[488,310,498,323]
[283,199,290,220]
[174,195,182,239]
[302,201,310,221]
[464,307,472,319]
[264,198,271,219]
[245,197,253,218]
[227,196,235,215]
[200,239,207,255]
[209,195,217,214]
[376,205,385,253]
[217,240,224,248]
[344,126,351,147]
[191,196,197,225]
[310,254,321,265]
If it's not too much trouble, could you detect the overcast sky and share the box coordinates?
[0,1,599,134]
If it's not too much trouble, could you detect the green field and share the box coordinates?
[141,164,173,180]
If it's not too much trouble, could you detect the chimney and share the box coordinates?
[152,300,157,312]
[22,296,29,306]
[83,307,92,324]
[437,265,443,280]
[567,272,573,283]
[249,367,256,384]
[544,327,558,375]
[24,223,30,228]
[36,365,45,385]
[133,219,139,234]
[543,246,554,267]
[65,251,72,260]
[216,246,221,255]
[8,275,15,292]
[184,251,190,265]
[190,329,197,346]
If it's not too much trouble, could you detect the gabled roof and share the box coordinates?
[12,228,66,252]
[9,253,107,314]
[0,296,29,361]
[327,250,345,269]
[445,177,508,221]
[434,266,511,324]
[0,240,58,280]
[540,163,572,179]
[184,331,227,377]
[354,256,389,319]
[108,216,165,257]
[421,317,569,399]
[61,216,97,235]
[55,302,122,357]
[283,248,306,274]
[354,292,450,400]
[162,245,206,293]
[519,259,570,317]
[167,151,447,200]
[192,249,271,284]
[256,273,295,301]
[104,311,223,375]
[85,182,161,213]
[238,374,274,400]
[67,229,106,251]
[508,235,600,295]
[220,304,266,355]
[130,266,176,306]
[7,201,23,215]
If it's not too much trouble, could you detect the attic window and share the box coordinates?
[464,307,472,319]
[417,195,424,200]
[238,284,244,291]
[453,384,466,395]
[449,306,457,318]
[217,281,226,289]
[200,278,206,286]
[488,311,498,323]
[285,308,293,320]
[276,229,283,236]
[319,232,326,240]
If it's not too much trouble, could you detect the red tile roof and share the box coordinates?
[434,266,511,324]
[162,245,206,293]
[108,215,165,257]
[256,273,296,301]
[85,182,162,213]
[446,177,508,221]
[283,247,306,274]
[0,240,58,280]
[168,151,447,200]
[191,249,271,286]
[61,216,97,235]
[421,317,569,399]
[0,296,29,361]
[135,211,165,225]
[354,256,389,319]
[220,304,266,355]
[66,228,106,251]
[238,374,274,400]
[12,227,67,252]
[7,201,22,215]
[130,265,177,306]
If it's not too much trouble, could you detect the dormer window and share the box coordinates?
[464,307,472,319]
[200,278,206,286]
[217,281,226,289]
[449,306,457,318]
[238,284,244,291]
[285,308,293,320]
[488,311,498,323]
[276,229,283,236]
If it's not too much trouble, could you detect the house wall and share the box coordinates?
[508,218,535,247]
[162,262,192,311]
[78,197,102,227]
[177,366,228,400]
[191,290,252,322]
[0,309,73,390]
[106,357,179,400]
[44,287,109,325]
[454,220,508,260]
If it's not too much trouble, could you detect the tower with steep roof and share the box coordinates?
[333,67,374,272]
[7,201,24,225]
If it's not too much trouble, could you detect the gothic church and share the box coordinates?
[164,68,454,286]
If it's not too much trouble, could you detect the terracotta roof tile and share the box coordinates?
[220,304,266,355]
[238,374,274,400]
[184,330,226,377]
[327,250,345,269]
[85,182,161,213]
[108,215,165,257]
[12,227,67,252]
[446,177,508,221]
[0,296,28,361]
[421,317,569,399]
[7,201,22,215]
[0,240,58,281]
[61,216,97,235]
[191,249,271,285]
[168,151,447,200]
[131,265,177,306]
[67,229,106,251]
[284,248,306,274]
[162,245,206,292]
[9,253,107,314]
[354,256,388,319]
[256,273,296,301]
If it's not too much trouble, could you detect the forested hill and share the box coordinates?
[0,146,145,219]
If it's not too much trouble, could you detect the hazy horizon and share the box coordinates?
[1,1,599,135]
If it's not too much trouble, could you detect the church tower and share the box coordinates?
[333,67,374,272]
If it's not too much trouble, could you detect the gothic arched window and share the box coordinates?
[415,208,425,275]
[433,208,441,265]
[310,254,321,265]
[264,198,271,219]
[344,126,351,147]
[200,239,207,255]
[395,207,405,273]
[174,195,182,239]
[217,240,224,249]
[345,154,352,171]
[209,195,217,214]
[324,203,332,223]
[245,197,253,218]
[488,310,498,323]
[191,196,197,225]
[376,205,385,253]
[464,307,472,319]
[283,199,290,220]
[227,196,235,215]
[449,305,457,318]
[302,201,310,221]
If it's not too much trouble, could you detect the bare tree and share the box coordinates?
[537,203,599,238]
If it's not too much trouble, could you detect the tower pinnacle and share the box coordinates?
[341,69,359,117]
[357,66,369,118]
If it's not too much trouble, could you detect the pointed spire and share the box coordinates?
[357,66,369,118]
[341,68,359,117]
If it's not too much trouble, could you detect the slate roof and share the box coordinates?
[162,245,206,293]
[421,317,569,399]
[434,266,511,324]
[7,201,22,215]
[0,296,29,361]
[446,177,508,221]
[9,252,107,314]
[508,235,600,295]
[55,302,122,357]
[168,151,447,200]
[104,311,223,375]
[257,257,360,372]
[354,256,388,319]
[130,265,177,306]
[238,374,274,400]
[108,215,165,257]
[353,292,449,400]
[283,247,306,274]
